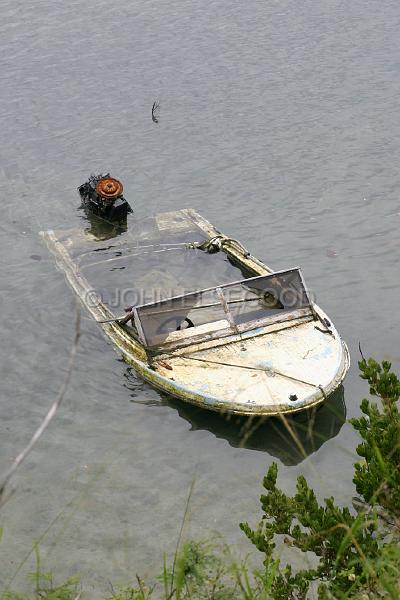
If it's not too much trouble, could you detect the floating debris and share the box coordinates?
[152,100,160,124]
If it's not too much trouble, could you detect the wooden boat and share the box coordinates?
[41,209,349,416]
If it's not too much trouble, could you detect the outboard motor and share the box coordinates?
[78,174,132,218]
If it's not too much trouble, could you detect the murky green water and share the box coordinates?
[1,0,399,595]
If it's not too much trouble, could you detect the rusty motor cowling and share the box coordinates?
[78,174,132,218]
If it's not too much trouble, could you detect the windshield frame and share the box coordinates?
[133,267,314,349]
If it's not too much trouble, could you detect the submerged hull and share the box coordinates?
[41,209,349,416]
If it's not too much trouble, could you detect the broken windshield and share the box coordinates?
[135,268,313,348]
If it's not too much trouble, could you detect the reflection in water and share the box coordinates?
[78,206,129,241]
[122,365,162,406]
[166,388,346,465]
[123,364,346,466]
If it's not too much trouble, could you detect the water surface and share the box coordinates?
[0,0,399,595]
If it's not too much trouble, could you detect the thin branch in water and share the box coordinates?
[152,100,160,124]
[0,310,81,508]
[278,412,308,461]
[136,574,146,597]
[170,477,196,596]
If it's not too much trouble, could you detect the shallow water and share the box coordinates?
[0,0,399,595]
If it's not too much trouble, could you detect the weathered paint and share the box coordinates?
[40,209,350,416]
[152,315,348,413]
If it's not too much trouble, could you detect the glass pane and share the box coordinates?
[137,289,228,347]
[225,269,310,326]
[136,268,311,347]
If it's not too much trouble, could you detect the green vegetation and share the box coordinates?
[2,545,80,600]
[240,357,400,599]
[1,358,399,599]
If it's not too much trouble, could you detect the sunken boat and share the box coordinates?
[41,209,349,415]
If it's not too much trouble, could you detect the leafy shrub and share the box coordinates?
[240,358,400,599]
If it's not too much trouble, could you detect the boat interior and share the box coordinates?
[57,209,316,352]
[135,269,313,350]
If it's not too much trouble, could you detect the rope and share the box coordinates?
[179,355,321,390]
[188,235,251,257]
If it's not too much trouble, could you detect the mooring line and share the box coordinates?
[178,355,319,389]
